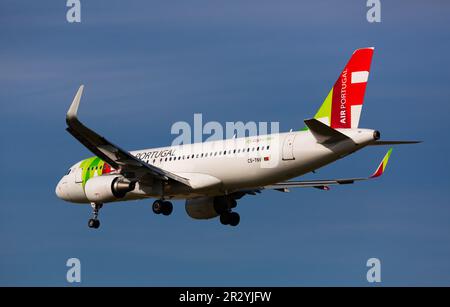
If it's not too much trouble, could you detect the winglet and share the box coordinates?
[66,85,84,124]
[370,148,393,178]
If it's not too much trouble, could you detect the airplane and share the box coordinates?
[55,47,420,229]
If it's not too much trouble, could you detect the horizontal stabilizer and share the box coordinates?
[304,118,350,144]
[369,140,422,146]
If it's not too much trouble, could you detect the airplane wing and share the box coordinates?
[65,85,191,187]
[262,148,393,192]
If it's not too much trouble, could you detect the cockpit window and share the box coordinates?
[66,169,71,175]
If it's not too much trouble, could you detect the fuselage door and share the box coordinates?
[75,167,83,183]
[282,133,296,160]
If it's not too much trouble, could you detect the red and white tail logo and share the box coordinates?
[312,47,374,129]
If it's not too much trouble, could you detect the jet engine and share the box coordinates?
[185,196,237,220]
[84,175,135,203]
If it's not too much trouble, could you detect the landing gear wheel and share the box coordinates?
[152,200,164,214]
[88,203,102,229]
[88,218,100,229]
[153,200,173,216]
[161,201,173,216]
[220,212,240,226]
[229,212,240,227]
[220,213,230,225]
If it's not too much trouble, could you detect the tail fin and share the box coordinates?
[311,47,374,129]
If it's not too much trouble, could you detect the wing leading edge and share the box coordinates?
[66,85,191,187]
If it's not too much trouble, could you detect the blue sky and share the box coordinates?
[1,0,450,286]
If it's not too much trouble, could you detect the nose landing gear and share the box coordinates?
[88,203,102,229]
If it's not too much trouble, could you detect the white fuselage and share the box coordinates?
[56,128,377,204]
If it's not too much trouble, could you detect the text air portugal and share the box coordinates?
[330,48,374,129]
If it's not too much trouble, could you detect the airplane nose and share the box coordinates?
[55,179,69,200]
[55,182,63,199]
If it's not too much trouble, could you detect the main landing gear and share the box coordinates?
[88,203,102,229]
[152,199,173,216]
[213,196,241,226]
[219,211,240,227]
[214,196,240,227]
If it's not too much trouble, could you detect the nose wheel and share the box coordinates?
[88,203,102,229]
[152,199,173,216]
[88,218,100,229]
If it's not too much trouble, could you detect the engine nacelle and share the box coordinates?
[185,196,237,220]
[185,197,219,220]
[84,175,135,203]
